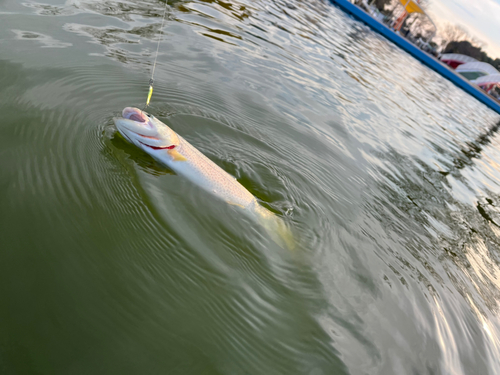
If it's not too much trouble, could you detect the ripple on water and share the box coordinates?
[2,0,500,373]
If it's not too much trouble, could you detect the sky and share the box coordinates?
[428,0,500,59]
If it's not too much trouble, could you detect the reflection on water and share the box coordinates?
[1,0,500,374]
[12,29,73,48]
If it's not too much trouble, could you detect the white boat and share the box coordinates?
[440,53,478,69]
[455,62,499,81]
[471,74,500,100]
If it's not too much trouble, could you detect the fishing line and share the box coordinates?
[146,0,169,107]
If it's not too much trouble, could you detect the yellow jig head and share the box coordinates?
[146,78,154,107]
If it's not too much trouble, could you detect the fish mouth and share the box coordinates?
[123,107,148,123]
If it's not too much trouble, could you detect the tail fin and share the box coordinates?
[254,204,295,251]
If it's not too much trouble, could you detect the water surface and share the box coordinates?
[1,0,500,374]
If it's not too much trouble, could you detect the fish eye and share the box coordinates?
[146,114,151,118]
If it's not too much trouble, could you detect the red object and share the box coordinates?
[442,60,465,69]
[394,11,408,31]
[139,141,176,150]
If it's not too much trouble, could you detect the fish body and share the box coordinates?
[172,135,256,209]
[113,107,293,249]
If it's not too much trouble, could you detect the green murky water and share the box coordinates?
[1,0,500,374]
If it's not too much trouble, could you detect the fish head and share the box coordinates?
[113,107,180,152]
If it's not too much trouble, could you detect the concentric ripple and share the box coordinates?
[1,0,500,374]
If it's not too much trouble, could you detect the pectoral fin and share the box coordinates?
[227,201,245,209]
[168,149,187,162]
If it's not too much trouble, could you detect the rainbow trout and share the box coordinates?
[113,107,294,249]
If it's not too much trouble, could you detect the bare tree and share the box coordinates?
[438,22,485,50]
[408,15,435,40]
[390,0,433,40]
[391,0,431,33]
